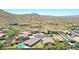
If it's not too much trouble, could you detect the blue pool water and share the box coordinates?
[18,44,26,48]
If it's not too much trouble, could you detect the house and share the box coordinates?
[13,32,30,43]
[22,38,41,47]
[34,33,48,39]
[69,30,79,36]
[63,30,71,34]
[0,27,2,30]
[0,31,3,33]
[9,20,18,26]
[60,35,69,42]
[21,31,31,36]
[0,32,6,40]
[19,32,29,37]
[0,32,6,37]
[41,29,48,34]
[14,32,29,39]
[73,37,79,42]
[65,34,75,43]
[29,33,48,39]
[40,28,48,33]
[42,37,55,46]
[1,29,9,33]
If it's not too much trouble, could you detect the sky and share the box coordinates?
[3,9,79,16]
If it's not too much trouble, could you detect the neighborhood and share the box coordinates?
[0,26,79,50]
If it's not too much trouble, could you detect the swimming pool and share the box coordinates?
[18,44,30,48]
[18,44,26,48]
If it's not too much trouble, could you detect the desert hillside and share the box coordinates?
[0,9,79,31]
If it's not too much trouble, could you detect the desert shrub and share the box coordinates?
[44,45,56,50]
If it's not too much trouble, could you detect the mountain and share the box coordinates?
[0,9,79,31]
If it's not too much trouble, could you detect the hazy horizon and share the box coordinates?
[3,9,79,16]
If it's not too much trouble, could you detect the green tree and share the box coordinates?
[0,43,4,49]
[74,42,79,49]
[5,27,19,47]
[6,27,18,38]
[54,39,69,50]
[0,37,6,40]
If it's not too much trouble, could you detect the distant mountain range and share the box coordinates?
[0,9,79,31]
